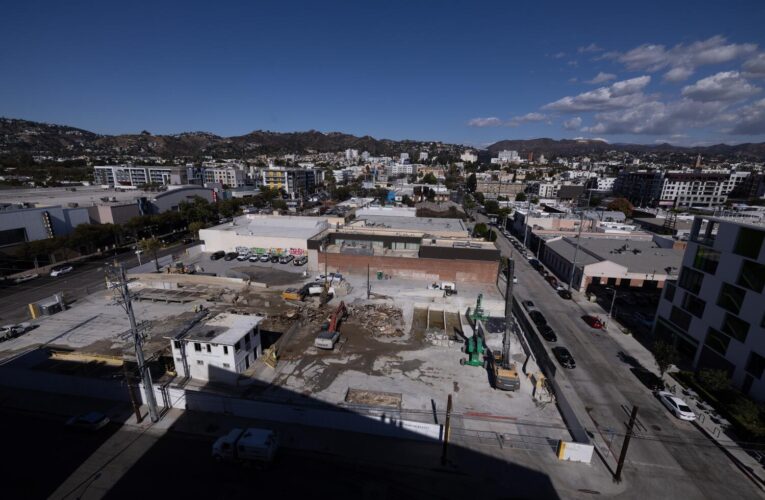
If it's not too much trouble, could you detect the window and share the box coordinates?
[173,340,181,349]
[664,282,676,302]
[717,283,746,314]
[705,328,730,355]
[737,260,765,293]
[678,266,704,295]
[681,292,706,318]
[223,346,229,355]
[721,313,750,343]
[206,344,211,353]
[234,341,241,352]
[175,357,182,362]
[194,343,201,352]
[747,352,765,379]
[692,246,720,275]
[223,363,231,368]
[669,306,692,331]
[196,360,204,365]
[734,227,765,259]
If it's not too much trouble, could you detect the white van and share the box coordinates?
[212,428,279,464]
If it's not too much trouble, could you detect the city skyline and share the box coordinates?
[1,1,764,146]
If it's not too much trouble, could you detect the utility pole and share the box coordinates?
[107,264,160,423]
[567,210,584,292]
[366,264,370,299]
[441,393,453,466]
[503,258,514,366]
[608,287,617,319]
[614,406,639,483]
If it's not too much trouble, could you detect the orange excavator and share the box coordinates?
[314,301,348,350]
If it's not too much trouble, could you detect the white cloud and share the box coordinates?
[607,35,758,81]
[563,117,583,130]
[586,72,616,84]
[542,76,651,112]
[553,52,566,59]
[728,98,765,135]
[578,43,603,54]
[681,71,760,102]
[506,112,547,127]
[582,99,728,135]
[743,53,765,78]
[467,117,502,127]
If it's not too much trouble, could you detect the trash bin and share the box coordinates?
[377,271,383,280]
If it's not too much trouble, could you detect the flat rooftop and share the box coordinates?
[546,237,683,274]
[0,186,153,208]
[183,313,263,345]
[352,215,468,235]
[205,214,330,239]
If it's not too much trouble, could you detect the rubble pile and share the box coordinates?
[347,304,404,337]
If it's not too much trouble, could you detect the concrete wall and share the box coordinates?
[87,204,140,224]
[199,230,308,256]
[319,253,499,283]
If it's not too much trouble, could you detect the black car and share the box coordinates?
[210,251,225,261]
[529,310,547,327]
[552,346,576,368]
[558,289,572,300]
[522,300,535,310]
[224,252,238,261]
[538,324,558,342]
[270,255,280,263]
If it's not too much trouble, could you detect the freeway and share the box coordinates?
[475,212,763,499]
[0,243,196,325]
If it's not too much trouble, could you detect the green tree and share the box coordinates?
[271,199,287,210]
[401,195,414,207]
[473,192,485,204]
[698,369,730,393]
[473,223,489,238]
[466,173,477,193]
[139,237,163,272]
[607,197,635,217]
[515,192,527,202]
[484,200,500,214]
[531,196,540,204]
[422,172,438,185]
[188,221,205,240]
[652,340,678,378]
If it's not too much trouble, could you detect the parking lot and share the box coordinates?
[181,251,310,287]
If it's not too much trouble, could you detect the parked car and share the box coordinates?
[224,252,238,261]
[210,251,225,261]
[260,254,271,262]
[558,289,572,300]
[50,265,74,277]
[0,325,19,341]
[583,315,604,329]
[248,255,260,262]
[279,255,294,264]
[529,310,547,327]
[13,273,38,284]
[552,347,576,369]
[66,412,111,431]
[270,255,280,263]
[656,391,696,421]
[293,256,308,266]
[522,300,535,310]
[236,253,249,261]
[538,324,558,342]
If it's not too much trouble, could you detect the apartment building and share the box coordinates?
[475,180,525,199]
[387,163,418,176]
[261,166,316,196]
[203,166,247,188]
[528,182,559,198]
[614,169,750,208]
[653,216,765,401]
[93,165,173,187]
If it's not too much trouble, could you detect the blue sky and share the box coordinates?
[2,0,765,146]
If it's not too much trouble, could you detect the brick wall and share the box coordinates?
[319,253,499,283]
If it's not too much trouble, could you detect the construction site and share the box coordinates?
[0,248,573,455]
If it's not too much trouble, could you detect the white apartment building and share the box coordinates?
[419,151,429,161]
[654,216,765,401]
[170,313,263,384]
[203,166,247,188]
[659,171,750,208]
[460,150,478,163]
[497,150,520,163]
[595,177,616,191]
[528,182,559,198]
[387,163,418,176]
[94,165,173,187]
[345,148,359,160]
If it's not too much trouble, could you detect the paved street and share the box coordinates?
[477,212,764,499]
[0,243,195,325]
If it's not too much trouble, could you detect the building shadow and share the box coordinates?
[0,348,563,499]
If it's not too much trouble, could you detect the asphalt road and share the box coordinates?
[476,212,763,499]
[0,243,195,324]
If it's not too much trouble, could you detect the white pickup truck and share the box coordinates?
[212,428,279,464]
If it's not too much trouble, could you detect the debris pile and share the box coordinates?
[425,332,457,347]
[347,304,404,337]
